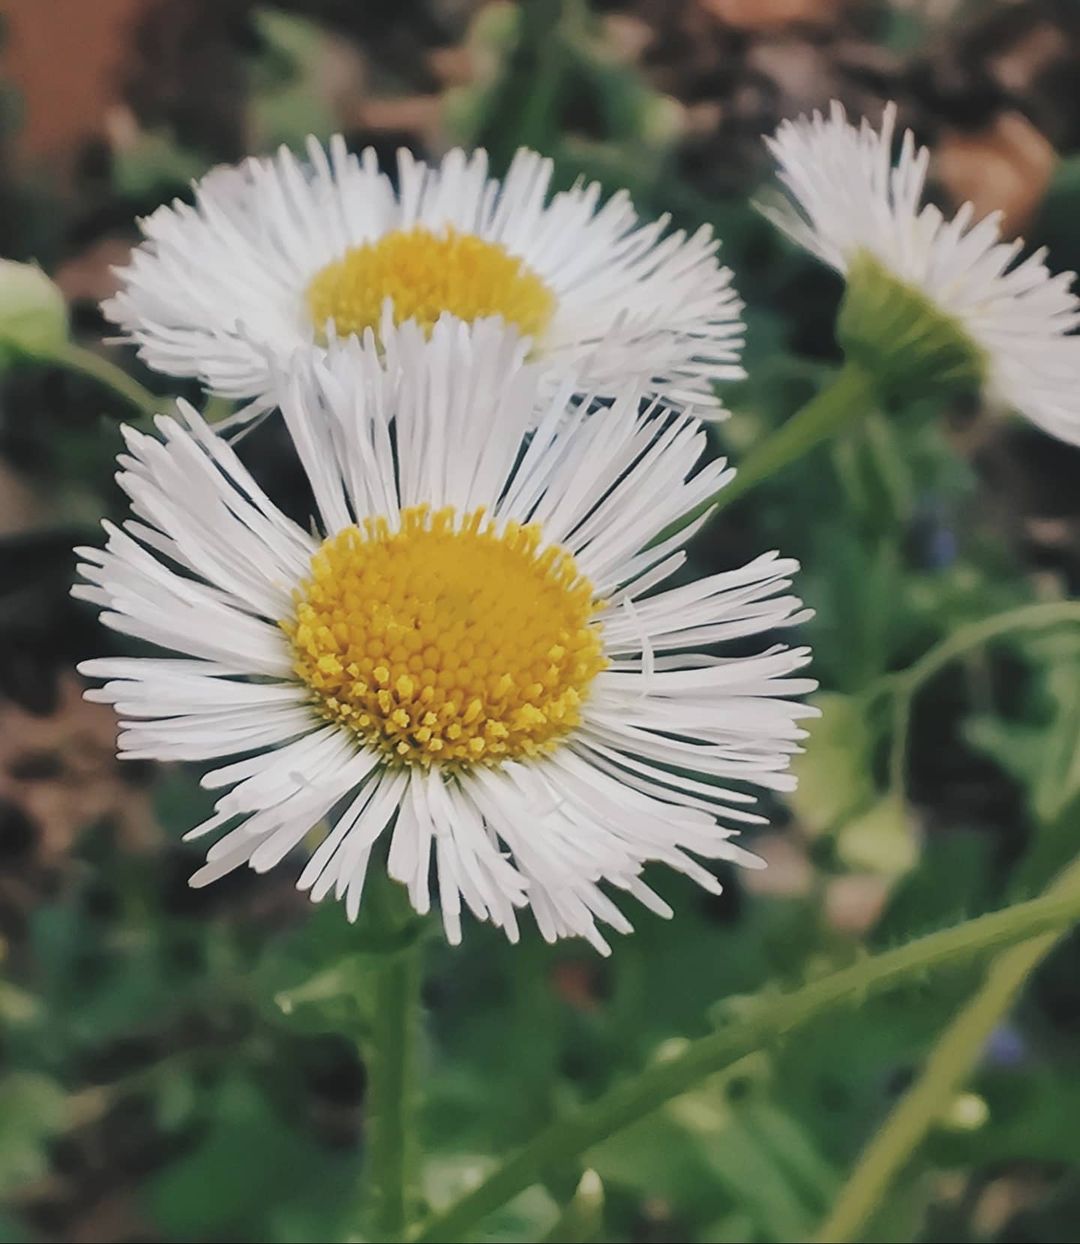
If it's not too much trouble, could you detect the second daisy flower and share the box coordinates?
[105,142,745,415]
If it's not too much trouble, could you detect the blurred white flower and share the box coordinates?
[76,321,815,953]
[104,141,745,418]
[763,101,1080,443]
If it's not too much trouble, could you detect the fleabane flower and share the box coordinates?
[75,322,814,953]
[103,140,744,418]
[763,101,1080,443]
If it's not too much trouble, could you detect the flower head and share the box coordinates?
[104,141,744,418]
[75,323,814,953]
[763,101,1080,441]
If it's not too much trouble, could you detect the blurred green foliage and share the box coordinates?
[2,2,1080,1241]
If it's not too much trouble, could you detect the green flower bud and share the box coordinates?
[837,251,986,405]
[0,260,69,364]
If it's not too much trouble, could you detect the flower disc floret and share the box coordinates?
[284,505,606,767]
[306,226,557,344]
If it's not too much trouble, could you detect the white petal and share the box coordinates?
[765,100,1080,443]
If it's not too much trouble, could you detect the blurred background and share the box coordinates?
[3,1,1080,1241]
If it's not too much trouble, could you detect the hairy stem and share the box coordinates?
[709,360,876,518]
[410,886,1080,1242]
[814,852,1080,1242]
[366,912,423,1240]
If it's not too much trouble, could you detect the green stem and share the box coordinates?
[885,600,1080,799]
[53,342,160,417]
[409,886,1080,1243]
[712,360,876,518]
[367,937,422,1241]
[814,852,1080,1243]
[900,601,1080,694]
[504,0,570,159]
[887,685,911,800]
[649,359,875,548]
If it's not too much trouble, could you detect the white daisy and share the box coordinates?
[103,141,744,418]
[75,321,814,953]
[763,101,1080,443]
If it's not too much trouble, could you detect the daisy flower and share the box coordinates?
[75,322,814,953]
[103,141,744,418]
[762,101,1080,443]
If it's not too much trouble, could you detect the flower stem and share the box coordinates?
[813,852,1080,1243]
[651,360,876,547]
[710,359,876,516]
[409,886,1080,1243]
[883,600,1080,799]
[365,892,424,1241]
[53,342,160,417]
[899,600,1080,693]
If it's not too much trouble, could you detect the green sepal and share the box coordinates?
[838,251,986,405]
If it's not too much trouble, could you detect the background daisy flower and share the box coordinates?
[103,142,745,418]
[75,321,814,953]
[762,101,1080,443]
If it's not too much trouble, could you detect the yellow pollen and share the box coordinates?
[283,506,607,769]
[305,226,557,343]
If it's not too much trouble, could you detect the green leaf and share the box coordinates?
[873,831,995,946]
[736,1099,840,1211]
[110,130,206,199]
[1030,154,1080,276]
[831,411,916,533]
[835,796,920,878]
[0,1073,67,1197]
[966,642,1080,828]
[789,693,878,835]
[593,1066,836,1241]
[254,880,429,1038]
[146,1076,352,1241]
[0,980,37,1026]
[0,1211,32,1244]
[153,767,219,840]
[0,260,68,365]
[249,10,336,149]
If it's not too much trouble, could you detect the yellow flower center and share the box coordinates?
[305,226,557,343]
[284,506,606,768]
